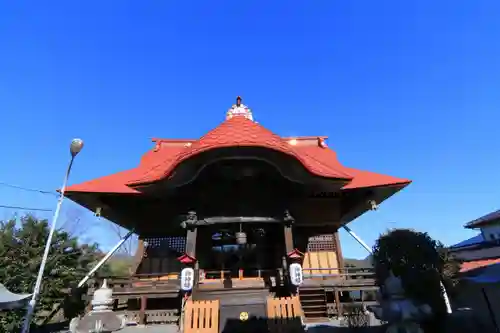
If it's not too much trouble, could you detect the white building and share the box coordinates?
[451,209,500,263]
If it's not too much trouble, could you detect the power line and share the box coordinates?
[0,182,56,211]
[0,182,58,197]
[0,204,52,212]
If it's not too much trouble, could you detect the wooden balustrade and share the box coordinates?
[302,267,374,279]
[88,266,375,296]
[199,268,275,282]
[91,267,374,287]
[88,274,180,299]
[123,309,179,325]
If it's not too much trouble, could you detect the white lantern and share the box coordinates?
[289,263,303,286]
[180,268,195,291]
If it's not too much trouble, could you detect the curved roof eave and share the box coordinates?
[63,163,411,195]
[65,169,141,194]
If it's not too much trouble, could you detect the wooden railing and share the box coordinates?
[302,267,375,279]
[123,309,179,325]
[200,268,279,281]
[89,267,375,293]
[183,300,219,333]
[89,273,180,298]
[94,272,180,280]
[267,296,303,318]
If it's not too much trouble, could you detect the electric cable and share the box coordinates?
[0,182,56,211]
[0,181,57,196]
[0,204,52,212]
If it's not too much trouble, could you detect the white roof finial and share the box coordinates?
[227,96,254,121]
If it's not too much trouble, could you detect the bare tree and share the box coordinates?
[59,207,101,243]
[59,205,138,276]
[342,304,370,328]
[107,222,138,256]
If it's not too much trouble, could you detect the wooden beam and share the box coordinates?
[334,289,342,315]
[139,296,147,325]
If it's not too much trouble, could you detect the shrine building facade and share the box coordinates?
[64,98,410,328]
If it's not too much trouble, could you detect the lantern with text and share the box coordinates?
[289,263,303,286]
[180,267,195,291]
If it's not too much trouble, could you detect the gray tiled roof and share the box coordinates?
[450,234,484,248]
[464,209,500,229]
[0,283,31,310]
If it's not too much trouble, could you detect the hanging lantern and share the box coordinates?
[235,232,247,245]
[180,267,195,291]
[289,263,303,286]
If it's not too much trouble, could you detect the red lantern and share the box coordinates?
[287,248,304,260]
[177,253,197,265]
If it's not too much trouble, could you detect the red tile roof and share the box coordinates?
[460,258,500,273]
[65,115,411,193]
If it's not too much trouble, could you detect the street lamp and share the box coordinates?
[21,138,84,333]
[70,138,84,157]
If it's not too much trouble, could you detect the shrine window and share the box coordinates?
[143,236,187,256]
[307,234,336,252]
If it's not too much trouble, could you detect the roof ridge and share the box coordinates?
[127,117,353,185]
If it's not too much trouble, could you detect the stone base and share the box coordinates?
[70,311,126,333]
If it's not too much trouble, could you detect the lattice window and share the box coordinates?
[143,236,186,257]
[307,234,336,252]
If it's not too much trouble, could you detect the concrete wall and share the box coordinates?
[481,224,500,242]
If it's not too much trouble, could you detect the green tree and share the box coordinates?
[436,243,462,297]
[0,215,109,332]
[107,255,134,277]
[372,229,461,332]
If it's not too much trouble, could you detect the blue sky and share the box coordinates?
[0,1,499,258]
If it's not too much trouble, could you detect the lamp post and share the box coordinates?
[21,139,84,333]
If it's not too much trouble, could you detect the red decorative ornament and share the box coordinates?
[318,138,327,148]
[287,248,304,259]
[177,253,197,265]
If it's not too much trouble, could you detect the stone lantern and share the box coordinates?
[70,280,126,333]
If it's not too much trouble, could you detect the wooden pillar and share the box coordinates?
[139,296,147,325]
[185,228,198,287]
[284,224,294,254]
[185,228,197,258]
[334,231,344,273]
[334,289,342,316]
[283,223,294,286]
